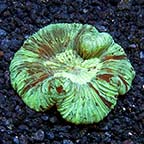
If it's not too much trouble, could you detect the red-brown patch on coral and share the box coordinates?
[119,75,129,91]
[0,51,4,57]
[22,74,48,94]
[88,83,112,108]
[103,55,126,61]
[56,85,63,94]
[97,74,113,82]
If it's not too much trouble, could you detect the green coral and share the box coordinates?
[9,23,135,124]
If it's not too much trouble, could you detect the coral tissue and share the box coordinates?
[10,23,135,124]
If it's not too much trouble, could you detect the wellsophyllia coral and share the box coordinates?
[10,23,135,124]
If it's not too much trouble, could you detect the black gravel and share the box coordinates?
[0,0,144,144]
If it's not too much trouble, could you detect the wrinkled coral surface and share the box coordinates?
[10,23,135,124]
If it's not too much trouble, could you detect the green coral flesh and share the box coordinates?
[9,23,135,124]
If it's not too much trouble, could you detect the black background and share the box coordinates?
[0,0,144,144]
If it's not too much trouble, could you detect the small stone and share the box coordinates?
[140,51,144,59]
[10,39,22,51]
[91,0,101,5]
[33,129,45,141]
[105,132,111,137]
[63,139,74,144]
[96,25,107,32]
[4,52,13,62]
[0,3,8,13]
[102,125,109,131]
[117,0,132,10]
[0,38,22,52]
[0,29,7,37]
[24,35,30,39]
[46,131,55,140]
[0,93,6,108]
[128,132,133,136]
[122,107,126,111]
[49,116,58,123]
[41,115,49,121]
[18,124,29,131]
[0,39,11,49]
[140,37,144,50]
[13,136,19,144]
[81,136,88,143]
[138,112,144,120]
[0,126,6,132]
[0,79,4,89]
[4,70,10,82]
[40,0,50,2]
[83,8,88,13]
[19,135,28,144]
[129,44,137,49]
[137,14,144,27]
[123,139,134,144]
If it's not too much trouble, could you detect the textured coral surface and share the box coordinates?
[0,0,143,143]
[10,23,135,124]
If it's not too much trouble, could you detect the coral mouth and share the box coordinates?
[44,49,100,84]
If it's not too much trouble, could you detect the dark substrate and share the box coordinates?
[0,0,144,144]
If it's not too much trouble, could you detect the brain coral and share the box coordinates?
[10,23,135,124]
